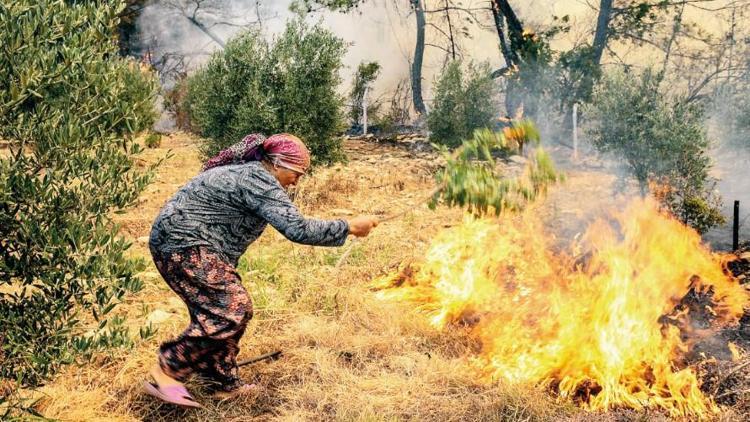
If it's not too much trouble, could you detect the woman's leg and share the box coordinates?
[151,246,253,392]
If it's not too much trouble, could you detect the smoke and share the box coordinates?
[704,111,750,251]
[135,1,522,103]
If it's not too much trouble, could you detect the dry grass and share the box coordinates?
[21,133,747,421]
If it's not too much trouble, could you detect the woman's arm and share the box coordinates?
[239,165,378,245]
[250,186,351,247]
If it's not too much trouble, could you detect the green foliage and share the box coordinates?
[144,132,162,148]
[608,1,671,43]
[349,61,381,126]
[428,61,497,148]
[585,69,724,233]
[503,25,600,127]
[504,31,558,119]
[430,120,563,216]
[555,45,601,111]
[0,0,158,387]
[185,19,348,166]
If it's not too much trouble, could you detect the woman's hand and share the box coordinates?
[347,216,379,237]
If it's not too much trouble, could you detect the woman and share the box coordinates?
[144,133,378,407]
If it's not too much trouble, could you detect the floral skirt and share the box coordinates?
[150,245,253,392]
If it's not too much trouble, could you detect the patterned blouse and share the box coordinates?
[149,161,349,266]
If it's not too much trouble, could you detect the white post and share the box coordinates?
[362,86,369,136]
[572,103,578,160]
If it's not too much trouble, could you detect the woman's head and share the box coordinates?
[261,133,310,187]
[202,132,311,187]
[262,134,310,173]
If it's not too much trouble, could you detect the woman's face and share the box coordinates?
[275,166,305,187]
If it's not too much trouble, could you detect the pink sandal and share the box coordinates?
[143,381,203,408]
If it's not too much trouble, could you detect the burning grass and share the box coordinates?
[374,197,750,418]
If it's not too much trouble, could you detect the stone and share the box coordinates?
[147,309,173,325]
[508,155,527,165]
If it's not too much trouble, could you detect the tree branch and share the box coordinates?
[425,42,452,54]
[684,65,746,103]
[490,66,512,79]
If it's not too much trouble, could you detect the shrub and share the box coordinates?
[185,19,347,165]
[0,0,158,387]
[145,132,162,148]
[372,78,412,137]
[427,61,497,148]
[585,69,724,233]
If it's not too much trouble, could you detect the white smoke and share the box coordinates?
[136,1,517,102]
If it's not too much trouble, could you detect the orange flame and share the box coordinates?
[375,197,748,417]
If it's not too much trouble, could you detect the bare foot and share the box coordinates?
[150,363,184,388]
[212,383,260,400]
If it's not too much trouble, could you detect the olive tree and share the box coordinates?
[585,70,724,232]
[0,0,158,387]
[185,19,348,165]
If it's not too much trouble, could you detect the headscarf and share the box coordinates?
[202,133,311,174]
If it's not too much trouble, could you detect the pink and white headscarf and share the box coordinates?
[202,133,311,174]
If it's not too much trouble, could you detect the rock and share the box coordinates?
[147,309,173,325]
[508,155,527,165]
[409,143,435,153]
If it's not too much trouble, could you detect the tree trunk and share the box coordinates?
[591,0,613,65]
[186,16,226,48]
[444,0,456,60]
[411,0,427,115]
[490,0,513,69]
[659,3,685,79]
[117,1,147,56]
[489,0,524,117]
[494,0,523,55]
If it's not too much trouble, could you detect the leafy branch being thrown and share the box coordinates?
[336,119,564,268]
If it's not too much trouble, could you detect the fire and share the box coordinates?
[375,197,748,417]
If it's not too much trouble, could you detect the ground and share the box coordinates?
[32,133,749,421]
